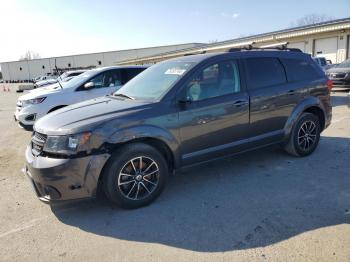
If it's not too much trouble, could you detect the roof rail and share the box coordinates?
[228,46,302,53]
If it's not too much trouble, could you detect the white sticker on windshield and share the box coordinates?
[165,68,186,75]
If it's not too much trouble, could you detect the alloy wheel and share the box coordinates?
[297,120,317,151]
[117,156,159,200]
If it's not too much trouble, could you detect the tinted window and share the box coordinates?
[88,72,106,88]
[87,70,121,89]
[69,72,83,77]
[186,60,240,101]
[282,59,320,82]
[105,70,122,87]
[246,58,286,89]
[121,68,146,84]
[319,58,327,66]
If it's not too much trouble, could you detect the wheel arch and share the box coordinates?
[97,136,177,196]
[48,105,67,113]
[96,125,181,191]
[284,97,326,139]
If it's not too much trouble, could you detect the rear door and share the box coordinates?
[178,59,249,164]
[244,56,300,138]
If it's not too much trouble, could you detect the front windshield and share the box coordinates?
[336,59,350,68]
[114,61,195,101]
[59,69,101,89]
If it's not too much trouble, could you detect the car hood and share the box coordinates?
[34,96,152,135]
[326,67,350,74]
[19,84,66,100]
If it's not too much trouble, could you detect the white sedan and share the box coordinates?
[14,66,147,130]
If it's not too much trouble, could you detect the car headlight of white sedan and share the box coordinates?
[23,97,46,106]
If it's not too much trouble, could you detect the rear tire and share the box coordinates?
[102,143,168,209]
[284,113,321,157]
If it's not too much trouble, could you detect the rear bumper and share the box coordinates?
[24,146,110,203]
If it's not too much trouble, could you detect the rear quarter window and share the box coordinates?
[245,57,287,90]
[282,58,321,82]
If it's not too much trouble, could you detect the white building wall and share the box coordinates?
[27,59,52,79]
[0,43,200,81]
[73,53,105,68]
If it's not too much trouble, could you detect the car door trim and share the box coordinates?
[182,129,284,160]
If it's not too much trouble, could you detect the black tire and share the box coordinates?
[102,143,168,209]
[284,112,321,157]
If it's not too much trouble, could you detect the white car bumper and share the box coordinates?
[14,104,45,127]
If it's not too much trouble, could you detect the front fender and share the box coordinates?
[283,96,326,139]
[106,125,181,168]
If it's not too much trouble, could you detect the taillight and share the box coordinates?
[327,79,333,91]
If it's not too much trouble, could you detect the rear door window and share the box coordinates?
[245,58,287,90]
[282,59,321,82]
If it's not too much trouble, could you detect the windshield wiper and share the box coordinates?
[113,93,135,100]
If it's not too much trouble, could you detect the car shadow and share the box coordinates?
[51,136,350,252]
[331,90,350,107]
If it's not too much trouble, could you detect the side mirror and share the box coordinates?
[178,96,192,105]
[84,82,95,90]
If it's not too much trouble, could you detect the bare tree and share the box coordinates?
[19,51,41,60]
[291,14,335,27]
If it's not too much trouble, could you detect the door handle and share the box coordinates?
[233,100,248,107]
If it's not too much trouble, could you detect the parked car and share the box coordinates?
[15,66,147,130]
[34,70,86,89]
[326,59,350,89]
[25,49,332,208]
[32,75,56,83]
[312,57,334,71]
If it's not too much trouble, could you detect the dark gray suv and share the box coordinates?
[25,49,332,208]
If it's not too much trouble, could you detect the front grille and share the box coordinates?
[31,132,47,156]
[329,73,346,79]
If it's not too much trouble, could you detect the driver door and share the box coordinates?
[178,59,249,165]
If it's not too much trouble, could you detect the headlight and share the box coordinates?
[23,97,46,106]
[43,132,91,155]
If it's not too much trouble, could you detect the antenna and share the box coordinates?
[55,59,63,89]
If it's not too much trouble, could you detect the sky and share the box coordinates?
[0,0,349,63]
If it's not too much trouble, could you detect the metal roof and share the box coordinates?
[0,43,202,64]
[117,17,350,65]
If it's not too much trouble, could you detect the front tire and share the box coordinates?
[284,113,321,157]
[102,143,168,209]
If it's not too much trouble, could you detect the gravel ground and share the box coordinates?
[0,84,349,262]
